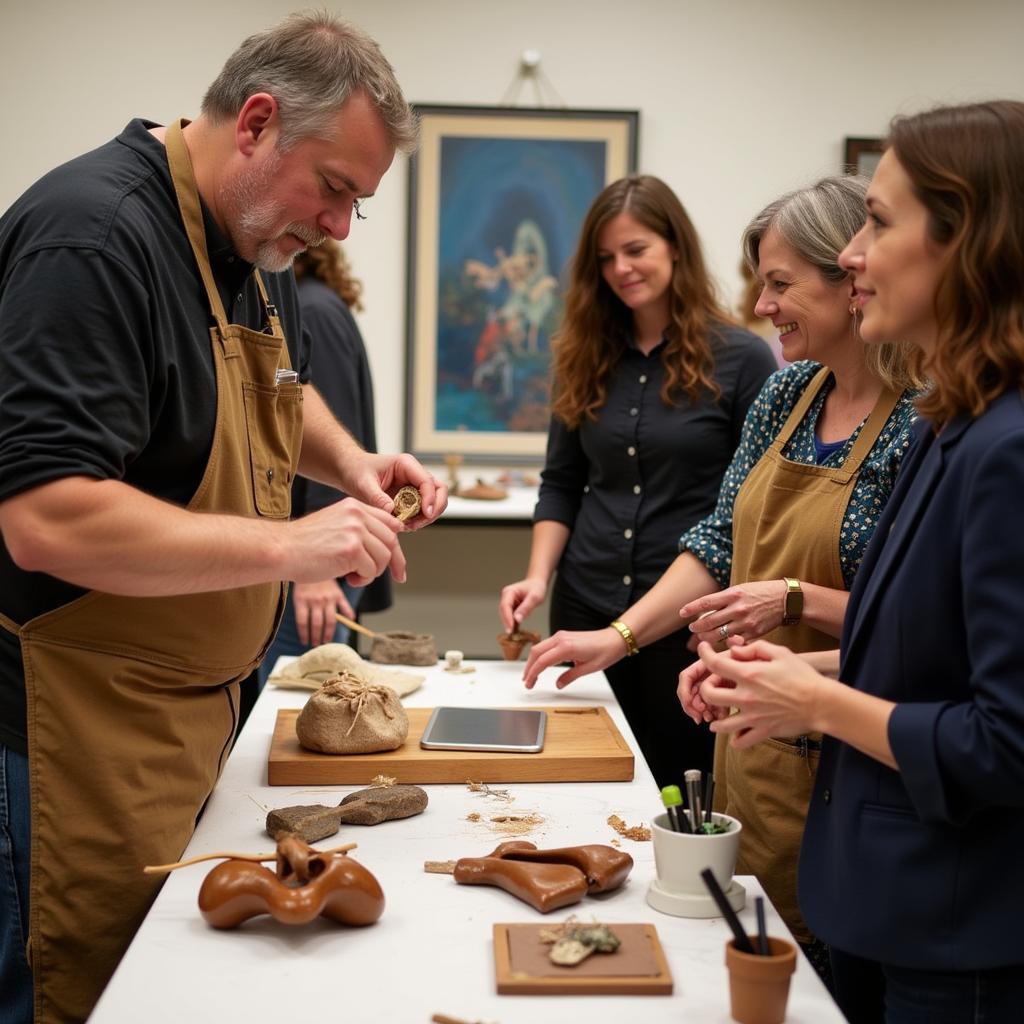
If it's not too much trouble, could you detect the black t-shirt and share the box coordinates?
[0,119,310,753]
[534,325,777,618]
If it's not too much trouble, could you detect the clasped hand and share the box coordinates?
[680,639,825,749]
[680,579,788,649]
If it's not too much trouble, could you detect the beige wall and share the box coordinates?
[4,0,1023,649]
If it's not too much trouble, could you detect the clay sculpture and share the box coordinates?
[266,784,429,842]
[451,841,632,913]
[267,642,424,696]
[198,835,385,929]
[488,840,633,893]
[369,630,438,666]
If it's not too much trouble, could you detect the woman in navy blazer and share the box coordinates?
[692,101,1024,1023]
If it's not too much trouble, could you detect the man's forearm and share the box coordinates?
[1,477,289,595]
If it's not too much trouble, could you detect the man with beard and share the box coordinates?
[0,13,446,1023]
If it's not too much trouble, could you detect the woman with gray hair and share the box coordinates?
[523,175,921,976]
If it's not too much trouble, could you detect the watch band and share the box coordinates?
[609,619,639,657]
[782,577,803,626]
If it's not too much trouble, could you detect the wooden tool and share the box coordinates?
[334,612,381,640]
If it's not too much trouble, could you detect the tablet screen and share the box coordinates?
[420,707,546,753]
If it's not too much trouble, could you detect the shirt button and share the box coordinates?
[629,407,638,417]
[583,485,590,493]
[627,446,636,456]
[823,788,832,804]
[639,374,648,384]
[623,575,632,586]
[624,528,633,539]
[237,293,244,303]
[633,484,641,495]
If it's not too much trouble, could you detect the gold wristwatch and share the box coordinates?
[782,577,803,626]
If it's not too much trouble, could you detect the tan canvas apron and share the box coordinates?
[0,119,302,1023]
[715,367,898,943]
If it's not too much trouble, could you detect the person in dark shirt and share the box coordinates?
[257,239,391,685]
[500,174,775,789]
[0,13,446,1023]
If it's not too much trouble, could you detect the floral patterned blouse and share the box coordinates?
[680,360,919,589]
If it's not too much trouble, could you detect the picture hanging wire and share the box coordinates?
[500,49,567,108]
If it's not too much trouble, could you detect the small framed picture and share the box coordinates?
[844,136,885,178]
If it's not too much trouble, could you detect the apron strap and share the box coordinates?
[771,366,832,451]
[165,120,231,334]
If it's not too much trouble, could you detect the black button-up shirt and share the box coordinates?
[534,325,776,618]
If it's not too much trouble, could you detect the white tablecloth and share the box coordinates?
[90,659,844,1023]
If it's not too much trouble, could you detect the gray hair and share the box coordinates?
[201,10,418,154]
[742,174,924,393]
[742,175,869,283]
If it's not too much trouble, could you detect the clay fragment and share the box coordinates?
[453,854,588,913]
[369,631,438,666]
[266,804,342,843]
[266,784,428,841]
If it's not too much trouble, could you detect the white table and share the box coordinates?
[90,661,844,1023]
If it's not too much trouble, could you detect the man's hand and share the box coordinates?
[291,579,355,646]
[342,452,448,528]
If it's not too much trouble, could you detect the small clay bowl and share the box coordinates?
[497,629,541,661]
[369,631,437,666]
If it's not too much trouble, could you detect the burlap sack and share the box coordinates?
[268,643,424,697]
[295,672,409,754]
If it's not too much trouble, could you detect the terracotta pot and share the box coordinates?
[725,935,797,1024]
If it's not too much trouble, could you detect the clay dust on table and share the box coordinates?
[607,814,652,842]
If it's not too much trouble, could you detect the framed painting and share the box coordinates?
[405,104,639,461]
[844,136,885,178]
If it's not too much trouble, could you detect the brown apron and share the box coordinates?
[715,367,898,943]
[0,119,302,1023]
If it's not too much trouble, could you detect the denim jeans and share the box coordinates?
[256,582,363,688]
[0,743,32,1024]
[831,945,1024,1024]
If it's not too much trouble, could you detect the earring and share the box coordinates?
[848,303,858,316]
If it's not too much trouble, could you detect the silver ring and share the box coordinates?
[718,624,730,639]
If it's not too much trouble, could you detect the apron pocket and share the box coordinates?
[242,380,303,518]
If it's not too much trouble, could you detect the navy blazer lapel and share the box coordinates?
[843,414,970,667]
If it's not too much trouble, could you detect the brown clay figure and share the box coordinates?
[266,784,429,841]
[453,854,589,913]
[497,629,541,661]
[197,834,385,929]
[459,479,508,501]
[486,840,633,893]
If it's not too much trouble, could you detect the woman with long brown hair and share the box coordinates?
[500,175,775,788]
[696,101,1024,1021]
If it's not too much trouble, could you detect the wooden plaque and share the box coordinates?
[267,706,634,785]
[493,922,673,995]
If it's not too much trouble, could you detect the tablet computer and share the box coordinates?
[419,707,546,753]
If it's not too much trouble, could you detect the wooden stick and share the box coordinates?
[335,612,381,640]
[143,842,357,875]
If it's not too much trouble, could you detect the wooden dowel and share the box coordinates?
[335,612,380,640]
[144,842,357,875]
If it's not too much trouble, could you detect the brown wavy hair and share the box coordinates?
[551,175,733,428]
[887,101,1024,424]
[293,239,364,311]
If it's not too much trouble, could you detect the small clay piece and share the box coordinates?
[336,784,428,825]
[267,642,424,696]
[497,629,541,661]
[541,919,622,967]
[198,834,384,929]
[369,630,438,666]
[607,814,652,842]
[459,478,508,501]
[391,485,422,522]
[295,674,408,754]
[452,854,589,913]
[266,785,429,841]
[265,804,342,843]
[550,938,594,966]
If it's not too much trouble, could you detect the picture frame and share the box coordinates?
[405,104,639,462]
[844,136,885,178]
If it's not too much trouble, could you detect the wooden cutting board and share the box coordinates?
[267,706,634,785]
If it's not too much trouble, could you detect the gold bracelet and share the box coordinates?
[609,619,639,657]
